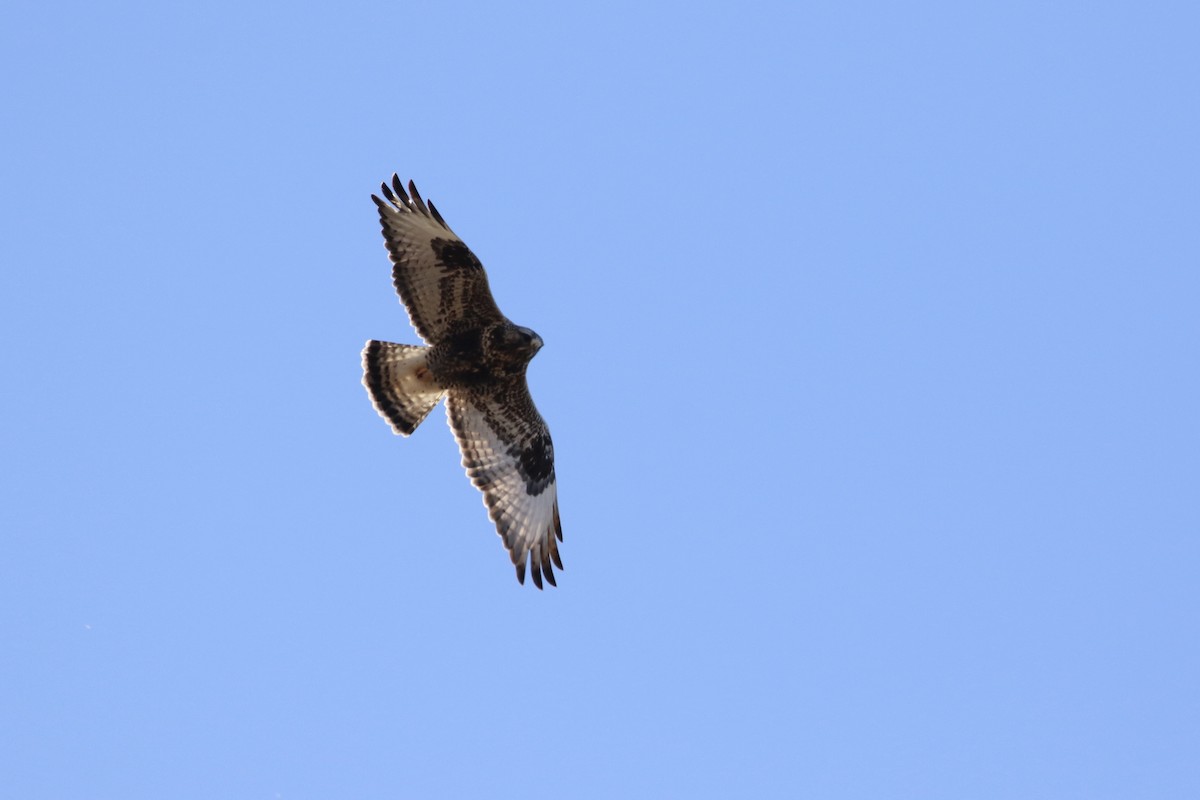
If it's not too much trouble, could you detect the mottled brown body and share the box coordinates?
[427,321,543,389]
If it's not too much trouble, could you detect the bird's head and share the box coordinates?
[486,322,544,372]
[516,326,544,357]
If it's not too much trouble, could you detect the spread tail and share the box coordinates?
[361,340,446,436]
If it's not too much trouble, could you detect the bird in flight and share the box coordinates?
[362,175,563,588]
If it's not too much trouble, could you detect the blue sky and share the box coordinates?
[3,1,1198,797]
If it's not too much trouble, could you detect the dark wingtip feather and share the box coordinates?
[553,504,563,542]
[543,559,557,587]
[428,199,448,227]
[515,562,526,585]
[407,180,431,215]
[530,560,544,590]
[379,180,396,203]
[390,174,411,205]
[551,544,563,571]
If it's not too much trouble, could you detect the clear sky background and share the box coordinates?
[2,2,1198,798]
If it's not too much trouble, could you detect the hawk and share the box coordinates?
[361,175,563,589]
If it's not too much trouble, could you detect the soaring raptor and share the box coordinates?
[362,175,563,589]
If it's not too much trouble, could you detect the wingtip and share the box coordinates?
[391,174,410,204]
[428,199,448,228]
[407,180,431,215]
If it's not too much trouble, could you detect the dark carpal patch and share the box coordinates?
[431,238,484,272]
[516,433,555,495]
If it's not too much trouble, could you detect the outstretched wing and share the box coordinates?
[446,384,562,589]
[372,175,504,343]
